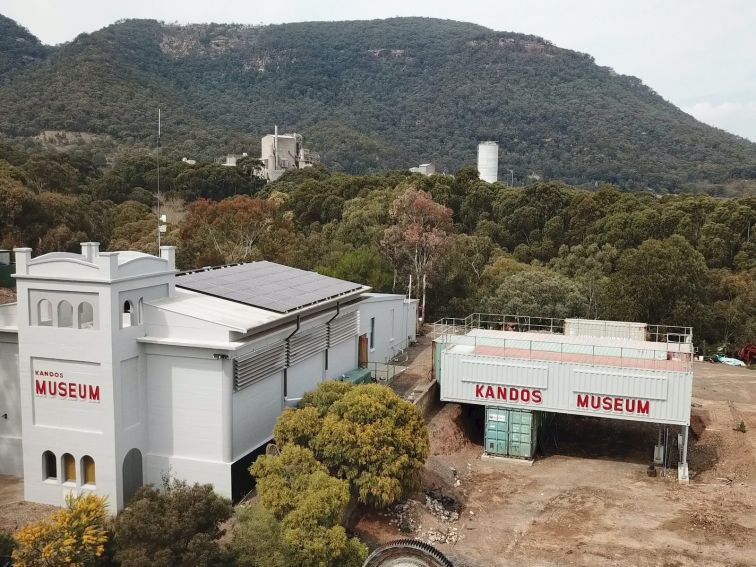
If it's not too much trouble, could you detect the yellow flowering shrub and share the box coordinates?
[13,493,109,567]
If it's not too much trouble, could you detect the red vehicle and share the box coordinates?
[738,344,756,365]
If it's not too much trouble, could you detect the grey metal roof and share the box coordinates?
[176,261,366,314]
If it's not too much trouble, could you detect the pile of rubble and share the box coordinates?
[387,499,418,533]
[424,490,461,522]
[422,526,460,544]
[383,490,463,545]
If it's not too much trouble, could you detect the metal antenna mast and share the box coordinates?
[157,108,161,250]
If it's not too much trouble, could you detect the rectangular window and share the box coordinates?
[370,317,375,349]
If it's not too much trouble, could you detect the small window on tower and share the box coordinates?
[58,300,73,328]
[78,302,95,329]
[38,299,53,326]
[122,300,136,328]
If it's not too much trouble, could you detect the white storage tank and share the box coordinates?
[477,141,499,183]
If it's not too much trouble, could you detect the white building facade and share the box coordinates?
[0,244,415,511]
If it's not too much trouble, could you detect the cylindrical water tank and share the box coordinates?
[477,141,498,183]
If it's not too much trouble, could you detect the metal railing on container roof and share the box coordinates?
[430,313,693,372]
[430,313,566,339]
[430,313,693,344]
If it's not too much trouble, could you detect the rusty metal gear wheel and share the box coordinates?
[363,539,454,567]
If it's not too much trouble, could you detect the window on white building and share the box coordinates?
[62,453,76,483]
[81,456,96,486]
[38,299,53,326]
[78,302,95,329]
[370,317,375,349]
[42,451,57,480]
[58,300,73,328]
[122,300,136,328]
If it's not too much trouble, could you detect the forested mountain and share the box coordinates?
[1,16,756,190]
[0,15,49,81]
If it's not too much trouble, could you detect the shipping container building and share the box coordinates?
[431,314,694,481]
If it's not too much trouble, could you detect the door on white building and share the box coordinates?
[358,334,368,368]
[122,448,143,505]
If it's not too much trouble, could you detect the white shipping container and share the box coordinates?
[439,343,692,425]
[564,318,647,341]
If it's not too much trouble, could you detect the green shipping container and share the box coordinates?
[0,250,13,288]
[433,341,444,383]
[485,407,538,459]
[339,367,373,384]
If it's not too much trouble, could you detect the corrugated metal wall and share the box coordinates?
[440,347,692,425]
[485,407,538,458]
[564,318,647,341]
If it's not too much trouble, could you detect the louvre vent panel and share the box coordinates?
[287,327,328,366]
[233,343,286,391]
[328,312,358,347]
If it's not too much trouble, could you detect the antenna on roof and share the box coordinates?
[156,109,166,251]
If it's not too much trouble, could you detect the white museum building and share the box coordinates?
[0,243,417,511]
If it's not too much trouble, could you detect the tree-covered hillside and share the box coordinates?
[0,15,49,82]
[0,16,755,190]
[1,136,754,352]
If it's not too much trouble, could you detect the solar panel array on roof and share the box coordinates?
[176,261,365,313]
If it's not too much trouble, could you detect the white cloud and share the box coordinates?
[684,101,756,142]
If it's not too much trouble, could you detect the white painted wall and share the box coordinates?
[231,371,283,460]
[358,294,417,363]
[0,336,22,476]
[286,352,325,401]
[146,355,225,461]
[327,337,357,378]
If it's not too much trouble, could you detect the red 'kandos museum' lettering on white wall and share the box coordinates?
[34,370,100,402]
[475,384,543,404]
[576,394,649,415]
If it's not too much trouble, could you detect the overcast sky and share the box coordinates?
[3,0,756,142]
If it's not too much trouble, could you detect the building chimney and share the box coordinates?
[13,248,32,275]
[96,252,119,280]
[81,242,100,262]
[160,246,176,271]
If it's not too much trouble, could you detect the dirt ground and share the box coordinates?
[0,288,15,305]
[355,360,756,567]
[0,475,56,534]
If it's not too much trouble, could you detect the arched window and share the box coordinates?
[38,299,53,326]
[58,300,73,328]
[81,455,96,485]
[78,302,95,329]
[62,453,76,483]
[42,451,57,480]
[122,300,136,328]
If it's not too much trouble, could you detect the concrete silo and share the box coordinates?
[477,141,499,183]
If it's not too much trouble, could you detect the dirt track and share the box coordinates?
[355,361,756,566]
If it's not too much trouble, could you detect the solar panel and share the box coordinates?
[176,261,365,313]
